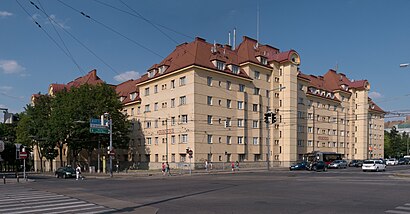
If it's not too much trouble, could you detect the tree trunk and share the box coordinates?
[36,143,43,172]
[59,142,64,167]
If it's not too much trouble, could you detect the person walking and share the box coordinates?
[166,162,171,176]
[76,164,81,180]
[161,162,166,176]
[235,161,240,171]
[231,161,235,172]
[205,160,209,172]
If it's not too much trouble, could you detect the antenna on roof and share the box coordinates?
[228,31,231,46]
[256,1,260,48]
[211,40,217,53]
[233,28,236,50]
[335,62,339,71]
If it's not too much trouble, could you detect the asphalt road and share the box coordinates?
[4,165,410,214]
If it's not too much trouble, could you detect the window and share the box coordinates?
[144,104,150,112]
[297,125,303,133]
[137,106,141,114]
[162,102,167,108]
[232,65,239,74]
[171,117,176,126]
[266,74,271,82]
[154,85,158,93]
[239,154,246,162]
[308,127,313,133]
[207,115,213,124]
[179,76,186,86]
[144,87,150,96]
[154,103,158,111]
[216,61,225,70]
[253,137,259,145]
[154,120,158,128]
[130,92,137,101]
[253,104,258,112]
[130,108,134,116]
[237,101,244,109]
[307,140,313,147]
[253,120,259,128]
[154,137,159,145]
[238,119,244,127]
[297,140,303,147]
[207,76,212,86]
[171,80,175,88]
[298,98,304,104]
[254,71,260,79]
[238,136,244,144]
[239,84,245,92]
[179,96,186,105]
[227,136,232,144]
[226,118,231,127]
[146,137,152,145]
[226,81,231,90]
[180,134,188,143]
[181,115,188,124]
[180,154,186,162]
[162,84,167,90]
[260,57,267,65]
[254,87,260,95]
[227,99,232,108]
[171,98,175,108]
[297,111,303,118]
[207,135,213,144]
[207,96,213,105]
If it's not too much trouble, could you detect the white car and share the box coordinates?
[362,160,386,172]
[385,158,398,166]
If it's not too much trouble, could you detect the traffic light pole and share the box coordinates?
[109,117,113,178]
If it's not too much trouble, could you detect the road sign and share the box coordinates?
[19,151,28,159]
[90,118,109,134]
[0,140,4,152]
[109,150,115,156]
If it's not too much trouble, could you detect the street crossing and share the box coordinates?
[0,185,115,214]
[386,203,410,214]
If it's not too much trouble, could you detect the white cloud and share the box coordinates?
[0,11,13,17]
[369,91,383,99]
[32,13,70,29]
[0,60,25,74]
[114,71,140,82]
[0,86,13,92]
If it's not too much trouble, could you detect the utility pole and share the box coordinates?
[312,106,315,152]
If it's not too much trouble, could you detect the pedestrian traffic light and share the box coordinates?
[272,113,277,124]
[264,112,270,124]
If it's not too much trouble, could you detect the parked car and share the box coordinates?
[398,158,410,165]
[307,161,327,172]
[348,160,363,167]
[55,166,76,179]
[362,160,386,172]
[290,162,308,171]
[386,158,398,166]
[328,160,348,169]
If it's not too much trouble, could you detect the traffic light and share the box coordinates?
[264,112,270,124]
[272,113,277,124]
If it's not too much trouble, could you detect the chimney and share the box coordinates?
[233,28,236,50]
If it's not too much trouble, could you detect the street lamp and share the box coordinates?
[266,86,286,170]
[102,113,113,178]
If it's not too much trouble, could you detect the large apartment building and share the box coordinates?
[119,36,385,168]
[31,36,385,171]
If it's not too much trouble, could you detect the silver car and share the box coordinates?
[328,160,348,169]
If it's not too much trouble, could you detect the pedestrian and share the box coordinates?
[166,162,171,176]
[161,162,166,176]
[231,161,235,172]
[235,161,239,171]
[76,164,81,180]
[205,160,209,172]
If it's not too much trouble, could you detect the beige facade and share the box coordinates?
[122,37,384,168]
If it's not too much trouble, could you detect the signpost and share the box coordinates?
[89,119,109,134]
[187,149,193,175]
[20,150,27,180]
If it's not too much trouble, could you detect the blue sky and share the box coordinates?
[1,0,410,122]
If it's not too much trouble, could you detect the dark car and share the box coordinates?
[307,161,327,172]
[55,167,76,179]
[349,160,363,167]
[290,162,308,171]
[398,158,410,165]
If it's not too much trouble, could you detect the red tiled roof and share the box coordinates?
[115,79,140,104]
[369,98,385,113]
[138,36,299,85]
[49,69,105,94]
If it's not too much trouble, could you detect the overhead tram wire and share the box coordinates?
[92,0,194,41]
[33,0,85,75]
[29,0,120,76]
[15,0,85,75]
[57,0,164,59]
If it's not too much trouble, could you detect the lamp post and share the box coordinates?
[266,86,286,170]
[103,113,113,178]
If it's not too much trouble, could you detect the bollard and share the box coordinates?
[17,174,19,183]
[3,175,5,184]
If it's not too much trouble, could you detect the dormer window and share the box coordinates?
[120,97,125,102]
[159,65,168,74]
[130,92,137,100]
[216,61,225,71]
[148,70,156,78]
[260,57,268,65]
[232,65,239,74]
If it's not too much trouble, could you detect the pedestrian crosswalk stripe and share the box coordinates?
[397,207,410,211]
[9,203,97,214]
[0,198,78,209]
[0,194,67,202]
[0,201,86,212]
[385,210,410,214]
[49,206,114,214]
